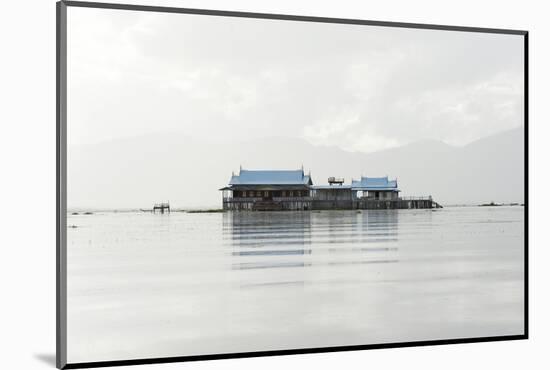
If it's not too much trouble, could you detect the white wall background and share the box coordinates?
[0,0,545,369]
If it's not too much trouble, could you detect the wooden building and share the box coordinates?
[221,170,440,211]
[220,168,313,211]
[311,176,399,209]
[351,176,400,200]
[310,184,353,210]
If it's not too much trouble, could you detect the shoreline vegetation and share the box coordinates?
[478,202,524,207]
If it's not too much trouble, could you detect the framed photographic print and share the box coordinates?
[57,1,528,368]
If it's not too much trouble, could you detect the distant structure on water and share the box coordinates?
[220,168,442,211]
[153,202,170,213]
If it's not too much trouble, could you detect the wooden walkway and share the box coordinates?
[225,197,442,211]
[356,198,442,210]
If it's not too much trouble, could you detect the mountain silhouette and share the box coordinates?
[68,127,524,209]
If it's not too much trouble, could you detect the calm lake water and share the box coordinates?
[67,207,524,363]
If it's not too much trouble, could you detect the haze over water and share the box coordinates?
[67,206,524,363]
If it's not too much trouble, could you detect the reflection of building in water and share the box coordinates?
[220,168,441,211]
[224,211,312,271]
[224,210,400,276]
[359,209,399,241]
[319,210,399,247]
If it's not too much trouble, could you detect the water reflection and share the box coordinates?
[224,210,400,273]
[232,249,312,256]
[67,207,525,361]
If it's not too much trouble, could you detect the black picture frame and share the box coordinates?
[56,1,529,368]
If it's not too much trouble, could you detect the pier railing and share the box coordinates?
[223,197,313,202]
[273,196,313,201]
[400,196,432,201]
[223,197,262,202]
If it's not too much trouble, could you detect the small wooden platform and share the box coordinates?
[153,202,170,213]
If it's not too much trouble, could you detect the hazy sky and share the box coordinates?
[67,7,524,153]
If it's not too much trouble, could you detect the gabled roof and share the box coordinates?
[228,169,312,186]
[351,176,398,191]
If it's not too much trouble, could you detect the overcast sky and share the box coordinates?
[68,7,524,153]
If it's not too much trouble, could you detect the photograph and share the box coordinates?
[61,3,525,366]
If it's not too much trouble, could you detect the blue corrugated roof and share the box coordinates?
[229,169,312,186]
[351,176,398,190]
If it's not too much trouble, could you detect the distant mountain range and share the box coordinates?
[68,127,524,209]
